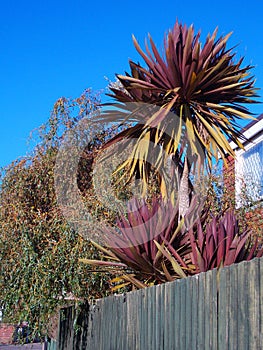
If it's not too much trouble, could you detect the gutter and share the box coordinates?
[229,113,263,151]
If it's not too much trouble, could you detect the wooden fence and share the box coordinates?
[48,257,263,349]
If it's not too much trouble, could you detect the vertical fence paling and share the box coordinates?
[46,338,57,350]
[53,257,262,350]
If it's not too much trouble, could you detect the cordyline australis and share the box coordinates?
[80,198,262,290]
[188,210,263,273]
[80,21,260,290]
[80,198,192,290]
[98,20,259,210]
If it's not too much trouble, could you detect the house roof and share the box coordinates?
[240,113,263,134]
[230,113,263,151]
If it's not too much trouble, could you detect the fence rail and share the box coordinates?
[48,257,263,350]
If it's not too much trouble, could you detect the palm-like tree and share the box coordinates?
[100,21,258,211]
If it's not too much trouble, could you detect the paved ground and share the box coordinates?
[0,344,43,349]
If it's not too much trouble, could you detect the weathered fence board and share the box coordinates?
[237,260,248,350]
[49,257,262,350]
[248,259,260,349]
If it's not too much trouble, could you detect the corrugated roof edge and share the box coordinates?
[226,113,263,152]
[240,113,263,133]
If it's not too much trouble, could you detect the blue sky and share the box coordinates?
[0,0,262,168]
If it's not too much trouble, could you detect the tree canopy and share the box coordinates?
[0,89,116,336]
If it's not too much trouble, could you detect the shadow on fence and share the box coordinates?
[47,257,263,350]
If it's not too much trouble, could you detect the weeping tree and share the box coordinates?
[0,89,119,337]
[99,21,259,213]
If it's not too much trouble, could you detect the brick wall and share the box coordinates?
[0,323,15,344]
[223,155,236,207]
